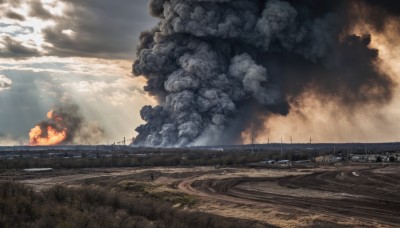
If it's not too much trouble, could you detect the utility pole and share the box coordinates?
[309,137,312,144]
[281,137,283,156]
[334,145,336,156]
[251,135,254,154]
[123,137,126,146]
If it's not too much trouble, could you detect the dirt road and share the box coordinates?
[10,164,400,227]
[178,165,400,227]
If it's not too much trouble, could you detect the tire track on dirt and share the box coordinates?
[178,167,400,226]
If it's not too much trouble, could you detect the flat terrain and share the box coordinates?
[4,164,400,227]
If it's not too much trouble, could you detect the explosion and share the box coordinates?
[29,104,105,146]
[29,110,68,146]
[133,0,399,147]
[29,126,67,146]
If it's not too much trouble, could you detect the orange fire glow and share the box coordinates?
[29,110,68,146]
[29,126,67,146]
[47,110,54,119]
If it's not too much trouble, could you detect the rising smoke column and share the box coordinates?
[29,103,105,145]
[132,0,396,147]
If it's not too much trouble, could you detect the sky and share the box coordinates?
[0,0,400,146]
[261,20,400,144]
[0,0,157,145]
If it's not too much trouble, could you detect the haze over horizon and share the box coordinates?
[0,0,400,146]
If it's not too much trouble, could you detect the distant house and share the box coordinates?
[315,155,337,163]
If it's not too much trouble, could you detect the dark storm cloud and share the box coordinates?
[0,0,21,7]
[364,0,400,15]
[5,10,25,21]
[38,0,157,59]
[0,0,156,59]
[29,0,52,19]
[132,0,398,147]
[0,0,23,21]
[0,35,40,58]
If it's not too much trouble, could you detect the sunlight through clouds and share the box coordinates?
[0,0,157,144]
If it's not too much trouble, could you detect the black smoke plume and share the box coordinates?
[132,0,398,147]
[31,103,104,145]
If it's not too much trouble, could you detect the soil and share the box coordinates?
[8,164,400,227]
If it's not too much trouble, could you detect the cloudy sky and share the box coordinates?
[0,0,157,145]
[1,0,400,146]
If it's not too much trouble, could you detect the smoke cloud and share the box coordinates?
[30,103,105,145]
[0,133,18,146]
[132,0,398,147]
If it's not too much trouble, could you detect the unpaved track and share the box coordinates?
[18,167,224,191]
[178,166,400,226]
[19,168,144,190]
[13,165,400,226]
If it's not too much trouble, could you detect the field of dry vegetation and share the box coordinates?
[0,156,399,227]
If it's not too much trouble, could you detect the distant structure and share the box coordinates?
[315,155,338,163]
[23,168,53,172]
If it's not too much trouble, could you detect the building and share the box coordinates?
[315,155,338,163]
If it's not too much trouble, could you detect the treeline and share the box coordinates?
[0,181,269,228]
[0,150,314,170]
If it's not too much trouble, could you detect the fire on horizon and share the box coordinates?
[29,110,67,146]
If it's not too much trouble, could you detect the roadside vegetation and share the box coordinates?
[0,181,269,228]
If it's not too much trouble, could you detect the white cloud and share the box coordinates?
[0,56,135,77]
[0,0,156,60]
[0,74,12,91]
[63,77,154,106]
[0,25,33,34]
[61,29,76,38]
